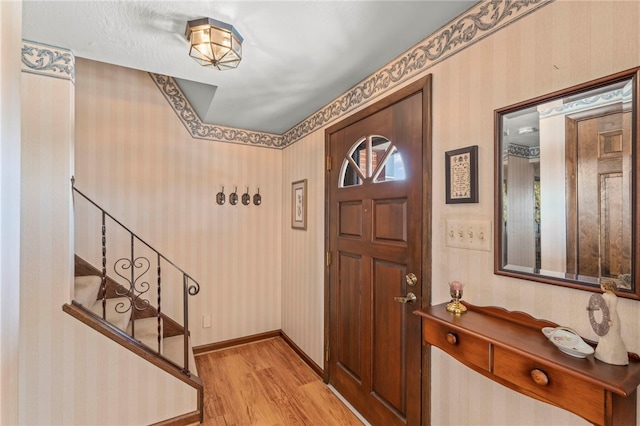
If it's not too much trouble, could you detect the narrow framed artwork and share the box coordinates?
[291,179,307,230]
[445,145,478,204]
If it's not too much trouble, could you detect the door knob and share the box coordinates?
[406,273,418,286]
[394,292,417,304]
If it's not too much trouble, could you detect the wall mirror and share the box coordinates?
[494,67,640,299]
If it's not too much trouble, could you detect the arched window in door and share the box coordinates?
[339,135,405,188]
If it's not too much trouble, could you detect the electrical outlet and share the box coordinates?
[202,315,211,328]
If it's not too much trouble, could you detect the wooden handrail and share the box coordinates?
[72,180,200,372]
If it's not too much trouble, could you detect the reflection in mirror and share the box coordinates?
[495,68,640,299]
[340,135,405,187]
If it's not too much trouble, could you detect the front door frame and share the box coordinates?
[323,75,432,425]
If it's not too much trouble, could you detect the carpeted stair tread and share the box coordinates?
[74,275,101,309]
[163,335,198,376]
[75,271,198,376]
[127,316,163,338]
[126,318,196,375]
[89,297,132,332]
[127,317,163,352]
[126,325,197,376]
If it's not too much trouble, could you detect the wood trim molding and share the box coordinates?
[192,330,281,355]
[193,329,324,378]
[279,330,323,378]
[149,410,201,426]
[62,302,203,390]
[63,301,204,424]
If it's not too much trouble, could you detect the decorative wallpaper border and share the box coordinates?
[150,74,284,148]
[281,0,552,147]
[539,83,632,118]
[21,40,75,83]
[154,0,553,149]
[506,144,540,159]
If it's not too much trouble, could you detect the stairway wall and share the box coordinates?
[0,2,22,424]
[19,40,196,425]
[74,58,283,347]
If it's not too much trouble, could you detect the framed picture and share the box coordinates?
[445,145,478,204]
[291,179,307,230]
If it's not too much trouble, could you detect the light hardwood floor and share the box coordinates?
[195,337,363,425]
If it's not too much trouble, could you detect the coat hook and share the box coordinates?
[230,186,238,205]
[216,186,226,205]
[242,187,251,205]
[253,187,262,206]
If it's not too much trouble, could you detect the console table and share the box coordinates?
[414,303,640,425]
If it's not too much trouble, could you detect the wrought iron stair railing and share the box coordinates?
[72,179,200,376]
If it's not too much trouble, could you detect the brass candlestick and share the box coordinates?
[446,281,467,314]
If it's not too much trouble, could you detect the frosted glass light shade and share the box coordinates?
[185,17,243,70]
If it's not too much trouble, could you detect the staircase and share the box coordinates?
[63,181,203,424]
[72,256,198,375]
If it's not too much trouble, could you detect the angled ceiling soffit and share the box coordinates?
[151,74,284,148]
[154,0,552,150]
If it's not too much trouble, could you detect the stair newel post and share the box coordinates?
[157,253,161,353]
[101,211,107,321]
[182,273,190,376]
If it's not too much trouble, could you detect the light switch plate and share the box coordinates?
[446,219,492,251]
[445,219,465,249]
[467,220,492,252]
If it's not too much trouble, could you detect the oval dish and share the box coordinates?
[542,326,594,358]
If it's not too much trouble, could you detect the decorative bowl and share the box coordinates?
[542,326,594,358]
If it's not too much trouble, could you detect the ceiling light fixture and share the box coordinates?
[517,126,538,134]
[185,17,243,71]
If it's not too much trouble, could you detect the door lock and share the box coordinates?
[405,273,418,286]
[394,292,417,304]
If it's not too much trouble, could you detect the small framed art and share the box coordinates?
[445,145,478,204]
[291,179,307,230]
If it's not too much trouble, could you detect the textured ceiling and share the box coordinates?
[22,1,478,134]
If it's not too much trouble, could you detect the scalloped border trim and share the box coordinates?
[22,0,552,148]
[21,40,75,83]
[150,74,284,148]
[154,0,551,149]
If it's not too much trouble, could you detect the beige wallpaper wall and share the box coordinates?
[69,1,640,425]
[1,2,22,425]
[427,2,640,423]
[281,130,326,368]
[74,59,283,346]
[20,44,197,425]
[282,1,640,425]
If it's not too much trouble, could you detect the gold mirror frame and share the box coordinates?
[494,67,640,300]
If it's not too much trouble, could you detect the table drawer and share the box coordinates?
[493,346,604,424]
[423,320,490,371]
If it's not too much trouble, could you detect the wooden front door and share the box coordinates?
[566,109,632,281]
[325,76,430,426]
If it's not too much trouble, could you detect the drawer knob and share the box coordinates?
[446,332,458,345]
[530,368,549,386]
